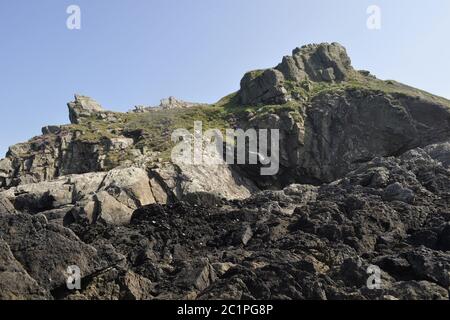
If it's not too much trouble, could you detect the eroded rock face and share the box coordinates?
[239,69,290,105]
[241,90,450,186]
[1,130,106,187]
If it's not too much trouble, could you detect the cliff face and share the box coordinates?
[2,43,450,300]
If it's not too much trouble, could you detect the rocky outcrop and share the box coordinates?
[152,161,258,204]
[68,94,105,124]
[238,42,355,105]
[160,96,206,110]
[2,42,450,300]
[3,44,450,190]
[0,161,256,225]
[240,88,450,186]
[239,69,290,105]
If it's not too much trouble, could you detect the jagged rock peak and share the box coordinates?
[67,94,104,124]
[238,42,355,105]
[281,42,353,82]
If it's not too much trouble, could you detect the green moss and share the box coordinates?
[248,69,264,79]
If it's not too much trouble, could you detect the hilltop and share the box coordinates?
[1,43,450,300]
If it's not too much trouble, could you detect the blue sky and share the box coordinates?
[1,0,449,156]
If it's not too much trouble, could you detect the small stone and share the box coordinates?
[383,183,415,204]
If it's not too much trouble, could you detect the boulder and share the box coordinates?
[120,271,155,300]
[100,167,156,209]
[10,180,74,213]
[153,161,257,202]
[406,248,450,288]
[383,183,415,204]
[68,172,108,201]
[39,206,74,225]
[94,191,134,225]
[239,69,289,105]
[106,137,134,151]
[2,167,166,225]
[174,259,217,292]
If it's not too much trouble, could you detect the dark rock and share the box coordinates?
[383,183,415,204]
[386,281,448,300]
[232,225,253,246]
[239,69,289,105]
[174,259,217,292]
[41,126,61,135]
[406,248,450,288]
[0,214,115,291]
[0,238,51,300]
[437,223,450,251]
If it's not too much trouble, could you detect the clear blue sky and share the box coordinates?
[1,0,449,156]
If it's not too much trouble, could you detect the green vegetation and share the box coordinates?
[303,72,450,108]
[125,106,231,160]
[63,67,450,169]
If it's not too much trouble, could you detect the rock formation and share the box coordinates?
[1,42,450,300]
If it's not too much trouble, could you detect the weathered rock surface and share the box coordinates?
[0,214,121,292]
[3,44,450,191]
[0,147,439,300]
[153,161,258,203]
[239,88,450,187]
[1,42,450,300]
[2,141,450,300]
[0,238,51,300]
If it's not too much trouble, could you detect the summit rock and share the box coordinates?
[238,42,355,105]
[68,94,105,124]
